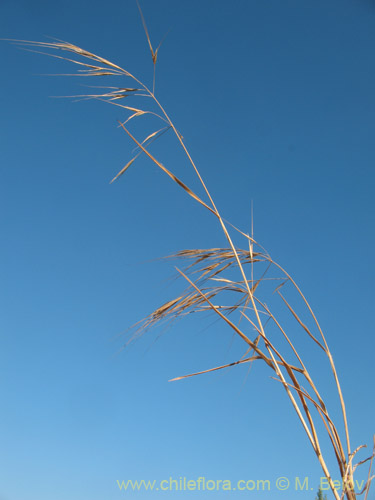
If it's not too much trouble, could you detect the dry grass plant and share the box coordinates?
[6,5,374,499]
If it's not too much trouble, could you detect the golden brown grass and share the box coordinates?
[6,6,374,499]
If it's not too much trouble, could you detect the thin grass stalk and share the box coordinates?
[269,258,353,467]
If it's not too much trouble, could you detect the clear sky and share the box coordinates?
[1,1,374,499]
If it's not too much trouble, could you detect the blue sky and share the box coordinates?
[1,0,375,499]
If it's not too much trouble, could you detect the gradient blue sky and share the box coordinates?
[1,1,375,499]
